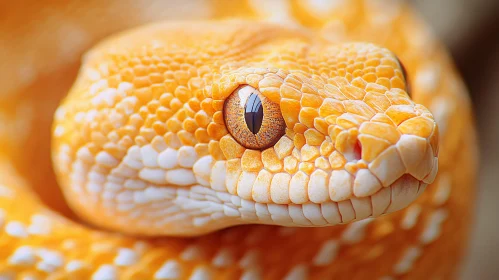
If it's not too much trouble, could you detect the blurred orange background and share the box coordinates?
[411,1,499,278]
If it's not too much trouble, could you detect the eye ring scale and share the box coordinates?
[223,85,286,150]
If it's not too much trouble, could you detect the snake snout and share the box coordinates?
[340,104,439,216]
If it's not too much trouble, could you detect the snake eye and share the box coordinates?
[224,85,286,150]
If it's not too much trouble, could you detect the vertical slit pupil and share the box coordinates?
[244,93,264,134]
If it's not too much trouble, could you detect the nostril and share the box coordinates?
[353,140,362,160]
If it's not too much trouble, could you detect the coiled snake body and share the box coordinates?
[0,0,478,279]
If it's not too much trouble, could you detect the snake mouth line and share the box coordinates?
[145,173,428,236]
[205,174,428,228]
[74,174,427,236]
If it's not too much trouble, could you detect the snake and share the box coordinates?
[0,0,478,279]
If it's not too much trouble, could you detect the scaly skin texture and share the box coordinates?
[0,1,477,279]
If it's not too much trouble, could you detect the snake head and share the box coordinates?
[52,21,438,236]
